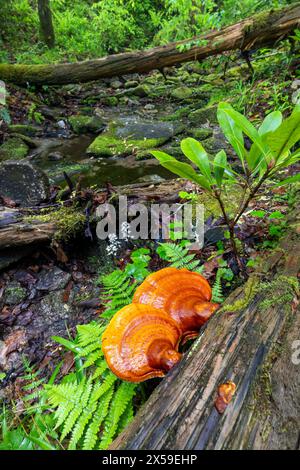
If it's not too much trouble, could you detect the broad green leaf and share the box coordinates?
[266,105,300,159]
[180,138,212,181]
[218,102,270,167]
[217,103,246,164]
[258,111,282,135]
[273,173,300,187]
[213,150,227,186]
[151,151,212,191]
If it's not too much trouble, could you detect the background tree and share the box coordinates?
[38,0,55,48]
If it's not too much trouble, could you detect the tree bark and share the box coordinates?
[111,208,300,450]
[38,0,55,49]
[0,4,299,85]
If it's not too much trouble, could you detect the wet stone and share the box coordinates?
[35,267,71,292]
[0,161,50,207]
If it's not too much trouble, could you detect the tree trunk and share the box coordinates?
[38,0,55,49]
[0,4,299,85]
[111,208,300,450]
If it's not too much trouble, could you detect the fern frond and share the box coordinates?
[83,388,114,450]
[212,268,224,303]
[100,269,136,319]
[158,242,204,272]
[99,382,136,450]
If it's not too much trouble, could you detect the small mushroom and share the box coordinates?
[102,304,182,382]
[133,267,219,341]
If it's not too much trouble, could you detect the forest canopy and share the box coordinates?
[0,0,297,63]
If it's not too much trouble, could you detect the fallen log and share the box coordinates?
[0,4,299,86]
[0,179,188,249]
[111,207,300,450]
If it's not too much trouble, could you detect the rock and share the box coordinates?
[3,282,27,305]
[291,79,300,90]
[127,84,150,98]
[124,80,139,89]
[87,118,176,157]
[0,161,50,207]
[35,267,71,292]
[170,86,193,100]
[102,96,118,106]
[110,79,123,89]
[0,137,29,161]
[189,105,218,125]
[68,114,104,134]
[47,151,64,161]
[57,120,67,129]
[292,89,300,105]
[8,124,40,137]
[189,128,213,140]
[144,104,156,111]
[31,291,72,335]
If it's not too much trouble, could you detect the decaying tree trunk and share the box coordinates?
[38,0,55,49]
[0,4,299,85]
[111,208,300,450]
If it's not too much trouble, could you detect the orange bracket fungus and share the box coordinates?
[133,267,219,341]
[214,381,237,414]
[102,304,182,382]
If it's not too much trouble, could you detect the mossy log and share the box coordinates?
[1,4,299,85]
[112,209,300,450]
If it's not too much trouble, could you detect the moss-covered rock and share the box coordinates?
[127,84,151,98]
[0,137,29,161]
[170,86,193,101]
[68,114,104,134]
[189,128,213,140]
[8,124,40,137]
[3,282,27,305]
[189,105,218,125]
[124,80,139,89]
[87,118,175,157]
[101,96,119,106]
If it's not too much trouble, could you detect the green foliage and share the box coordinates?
[152,103,300,268]
[156,242,204,272]
[47,321,137,450]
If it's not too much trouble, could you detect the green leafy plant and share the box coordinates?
[152,102,300,274]
[48,322,137,450]
[156,241,204,272]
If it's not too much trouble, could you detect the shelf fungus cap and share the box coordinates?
[102,304,182,382]
[133,267,219,340]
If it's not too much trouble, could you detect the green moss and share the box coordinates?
[0,137,29,161]
[102,96,118,106]
[8,124,39,136]
[170,86,193,100]
[25,206,86,242]
[88,134,166,157]
[220,276,260,313]
[189,128,213,140]
[4,284,27,305]
[189,105,218,125]
[198,185,243,219]
[68,115,104,134]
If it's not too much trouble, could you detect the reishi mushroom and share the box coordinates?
[102,303,182,382]
[133,267,219,341]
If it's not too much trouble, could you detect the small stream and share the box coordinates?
[30,134,173,188]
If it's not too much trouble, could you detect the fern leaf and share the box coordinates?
[99,382,136,450]
[83,388,114,450]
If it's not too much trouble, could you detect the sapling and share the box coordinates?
[152,102,300,274]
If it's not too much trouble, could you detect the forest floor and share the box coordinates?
[0,44,299,402]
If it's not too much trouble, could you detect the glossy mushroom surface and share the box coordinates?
[102,303,182,382]
[133,267,219,340]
